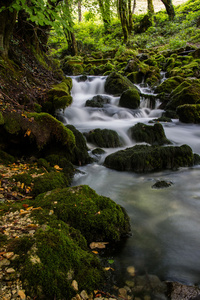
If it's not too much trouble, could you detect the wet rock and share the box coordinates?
[177,104,200,123]
[104,144,194,172]
[129,123,171,146]
[152,180,173,189]
[84,128,122,148]
[105,72,135,95]
[85,95,110,108]
[72,280,79,291]
[167,281,200,300]
[80,290,89,299]
[119,88,140,109]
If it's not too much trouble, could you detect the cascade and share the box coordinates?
[59,75,200,286]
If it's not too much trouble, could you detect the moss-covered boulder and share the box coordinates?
[85,95,110,108]
[84,128,122,148]
[0,111,75,159]
[177,104,200,123]
[66,124,92,165]
[32,171,70,196]
[45,78,73,114]
[166,80,200,110]
[35,185,130,243]
[11,222,105,300]
[155,76,184,94]
[119,88,140,109]
[61,56,84,75]
[105,72,136,95]
[129,123,171,145]
[104,144,195,172]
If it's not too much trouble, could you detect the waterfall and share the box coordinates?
[59,75,200,287]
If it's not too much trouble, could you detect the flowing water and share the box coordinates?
[60,76,200,286]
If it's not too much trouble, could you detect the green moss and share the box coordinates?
[0,150,15,164]
[34,103,42,113]
[3,112,22,134]
[66,125,92,164]
[28,113,75,150]
[105,72,136,95]
[32,171,70,196]
[10,223,104,300]
[84,128,122,148]
[35,185,130,243]
[46,78,73,113]
[166,80,200,110]
[104,144,194,172]
[119,88,140,109]
[129,123,171,145]
[177,104,200,123]
[155,76,184,94]
[12,173,32,186]
[0,112,4,125]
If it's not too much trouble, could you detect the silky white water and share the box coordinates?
[61,76,200,286]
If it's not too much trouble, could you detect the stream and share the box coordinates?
[59,76,200,286]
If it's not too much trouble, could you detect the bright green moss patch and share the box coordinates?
[9,223,104,300]
[32,171,70,196]
[35,185,130,243]
[84,128,122,148]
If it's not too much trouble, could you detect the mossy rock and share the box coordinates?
[119,88,140,109]
[66,124,92,165]
[104,144,194,173]
[46,78,73,114]
[61,57,84,75]
[152,180,173,189]
[177,104,200,123]
[127,71,144,84]
[85,95,110,108]
[32,171,70,196]
[129,123,171,145]
[162,110,178,119]
[166,81,200,110]
[84,128,122,148]
[105,72,136,95]
[45,154,75,175]
[155,76,184,94]
[124,58,140,73]
[12,223,104,300]
[0,111,75,159]
[35,185,130,243]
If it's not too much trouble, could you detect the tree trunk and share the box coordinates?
[64,0,78,56]
[160,0,175,20]
[0,1,17,57]
[147,0,154,14]
[128,0,133,34]
[118,0,129,44]
[98,0,111,31]
[132,0,136,14]
[78,1,82,22]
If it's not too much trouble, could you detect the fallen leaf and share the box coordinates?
[54,165,63,171]
[90,242,109,249]
[92,251,98,254]
[24,129,31,137]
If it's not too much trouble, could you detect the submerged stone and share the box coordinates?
[104,144,194,173]
[129,123,171,145]
[85,95,110,108]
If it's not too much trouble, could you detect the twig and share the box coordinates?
[0,90,21,106]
